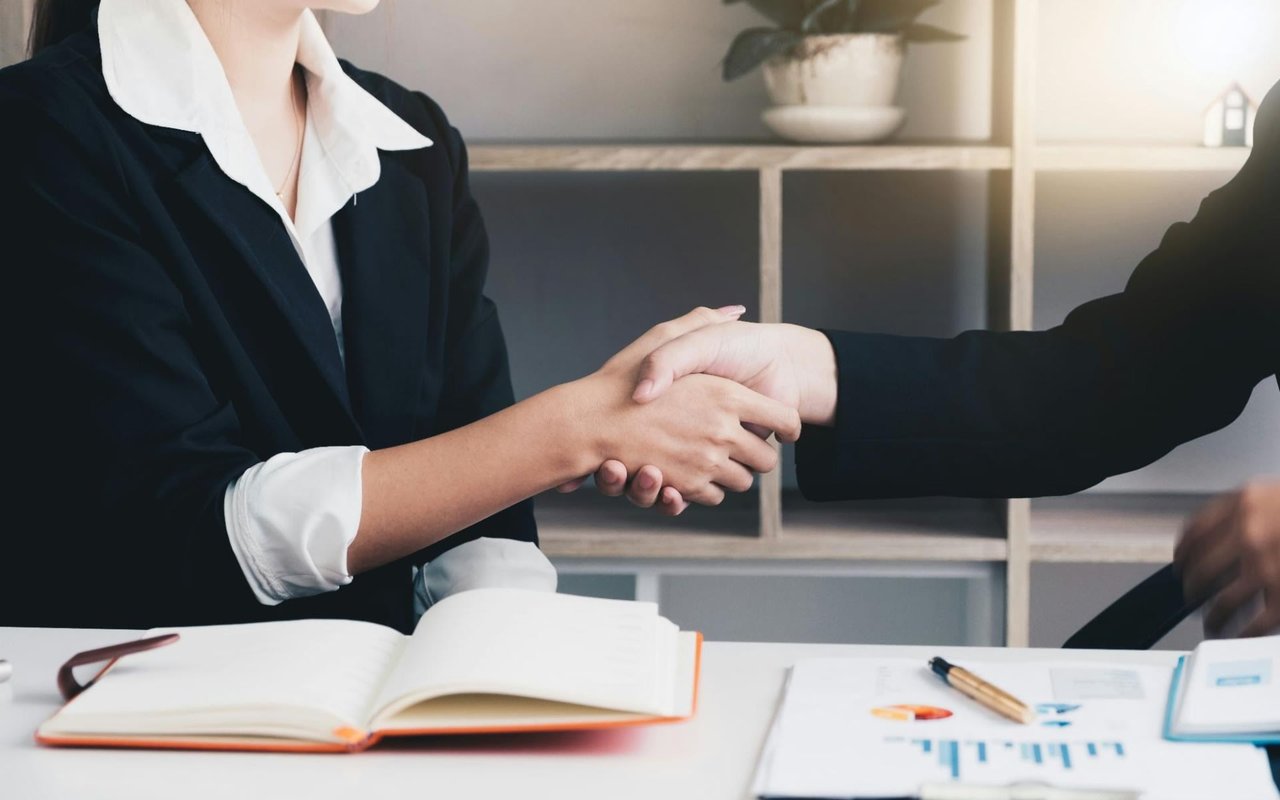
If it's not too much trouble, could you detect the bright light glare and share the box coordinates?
[1174,0,1272,80]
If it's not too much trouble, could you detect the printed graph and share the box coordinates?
[886,737,1127,781]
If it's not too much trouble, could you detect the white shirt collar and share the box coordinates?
[98,0,431,237]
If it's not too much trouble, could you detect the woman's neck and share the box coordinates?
[186,0,304,115]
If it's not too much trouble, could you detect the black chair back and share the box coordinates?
[1062,564,1280,787]
[1062,564,1192,650]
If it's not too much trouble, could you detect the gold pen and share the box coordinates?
[929,656,1036,725]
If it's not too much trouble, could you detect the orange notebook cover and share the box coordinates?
[37,590,702,753]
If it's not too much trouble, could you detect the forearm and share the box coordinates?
[350,380,600,573]
[798,323,1269,501]
[799,328,1121,500]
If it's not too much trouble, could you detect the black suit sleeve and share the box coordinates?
[405,97,539,563]
[797,81,1280,501]
[5,95,262,623]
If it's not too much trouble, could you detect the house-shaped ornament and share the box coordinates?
[1203,83,1256,148]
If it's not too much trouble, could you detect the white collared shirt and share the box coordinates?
[97,0,555,610]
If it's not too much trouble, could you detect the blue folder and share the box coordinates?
[1162,655,1280,746]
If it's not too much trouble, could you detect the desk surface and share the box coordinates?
[0,627,1209,800]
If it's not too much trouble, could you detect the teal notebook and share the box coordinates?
[1162,634,1280,745]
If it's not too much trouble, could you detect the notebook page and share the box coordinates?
[49,620,404,737]
[372,588,678,723]
[1179,634,1280,734]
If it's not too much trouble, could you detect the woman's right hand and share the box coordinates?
[572,371,800,506]
[561,307,802,506]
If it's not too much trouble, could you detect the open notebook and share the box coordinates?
[1164,634,1280,744]
[38,588,702,753]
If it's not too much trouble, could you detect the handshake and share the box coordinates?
[556,305,838,515]
[553,305,1280,639]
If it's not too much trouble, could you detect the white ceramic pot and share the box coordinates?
[760,33,906,143]
[762,33,904,108]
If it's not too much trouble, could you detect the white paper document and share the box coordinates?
[752,657,1279,800]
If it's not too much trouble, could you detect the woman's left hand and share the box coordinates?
[1175,479,1280,638]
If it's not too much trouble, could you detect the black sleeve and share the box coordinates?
[4,94,262,623]
[406,97,538,563]
[797,81,1280,501]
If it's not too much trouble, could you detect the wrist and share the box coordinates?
[792,326,838,426]
[542,376,614,480]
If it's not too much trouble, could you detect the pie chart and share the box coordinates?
[871,704,954,721]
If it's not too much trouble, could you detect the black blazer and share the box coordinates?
[797,78,1279,502]
[0,30,535,631]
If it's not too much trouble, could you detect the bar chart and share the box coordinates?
[888,737,1128,781]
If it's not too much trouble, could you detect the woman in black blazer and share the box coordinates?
[0,0,799,631]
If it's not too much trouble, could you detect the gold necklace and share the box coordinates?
[275,69,305,199]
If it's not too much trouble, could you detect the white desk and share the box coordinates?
[0,627,1199,800]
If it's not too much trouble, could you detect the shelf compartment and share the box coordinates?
[777,493,1007,562]
[1029,492,1210,563]
[470,144,1013,173]
[1035,145,1251,172]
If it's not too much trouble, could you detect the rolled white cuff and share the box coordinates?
[414,538,557,617]
[224,446,368,606]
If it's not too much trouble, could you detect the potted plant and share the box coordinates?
[722,0,965,143]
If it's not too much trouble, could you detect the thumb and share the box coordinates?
[632,326,723,403]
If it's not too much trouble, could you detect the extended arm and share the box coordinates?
[626,80,1279,502]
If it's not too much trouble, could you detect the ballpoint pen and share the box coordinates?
[929,657,1035,725]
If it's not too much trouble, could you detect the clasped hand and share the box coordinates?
[562,308,834,513]
[566,307,802,507]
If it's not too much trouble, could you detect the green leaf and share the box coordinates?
[722,27,804,81]
[902,22,966,42]
[856,0,941,33]
[800,0,846,33]
[723,0,808,29]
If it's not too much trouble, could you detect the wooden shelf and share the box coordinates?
[469,144,1012,173]
[537,491,1007,562]
[543,530,1009,561]
[470,143,1253,174]
[540,491,1215,565]
[1035,145,1251,172]
[1029,493,1210,563]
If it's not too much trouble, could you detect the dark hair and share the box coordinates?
[28,0,101,57]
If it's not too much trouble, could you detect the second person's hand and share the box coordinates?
[633,320,839,424]
[1175,479,1280,638]
[555,307,803,507]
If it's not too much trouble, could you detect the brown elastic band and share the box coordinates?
[57,633,181,701]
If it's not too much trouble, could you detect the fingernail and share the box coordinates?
[634,379,654,401]
[717,304,746,316]
[638,473,655,489]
